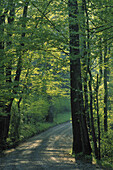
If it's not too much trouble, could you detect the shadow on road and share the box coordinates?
[0,122,105,170]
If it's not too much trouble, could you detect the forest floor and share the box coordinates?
[0,122,109,170]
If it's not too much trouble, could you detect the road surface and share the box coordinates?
[0,122,105,169]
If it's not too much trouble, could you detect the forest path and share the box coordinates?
[0,122,104,170]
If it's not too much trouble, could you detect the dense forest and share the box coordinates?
[0,0,113,168]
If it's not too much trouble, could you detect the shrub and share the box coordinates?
[101,130,113,163]
[52,96,71,115]
[22,96,50,123]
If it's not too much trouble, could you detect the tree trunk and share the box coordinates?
[69,0,91,155]
[0,3,6,110]
[81,0,90,129]
[4,2,29,144]
[83,0,99,158]
[88,69,98,159]
[46,96,53,122]
[0,115,10,149]
[5,0,15,113]
[79,81,92,155]
[104,41,108,132]
[6,0,15,83]
[69,0,82,154]
[96,74,101,160]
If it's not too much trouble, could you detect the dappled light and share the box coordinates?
[0,123,75,169]
[0,0,113,169]
[0,122,103,169]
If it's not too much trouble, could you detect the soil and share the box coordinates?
[0,122,107,169]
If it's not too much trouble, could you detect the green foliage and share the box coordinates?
[7,105,20,144]
[20,122,53,140]
[101,130,113,163]
[52,96,71,116]
[54,111,71,124]
[22,96,50,123]
[18,112,70,143]
[0,1,112,168]
[20,124,38,139]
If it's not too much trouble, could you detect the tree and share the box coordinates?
[0,0,29,145]
[69,0,91,155]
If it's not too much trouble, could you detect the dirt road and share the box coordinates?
[0,122,104,170]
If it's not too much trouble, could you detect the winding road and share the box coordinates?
[0,122,105,170]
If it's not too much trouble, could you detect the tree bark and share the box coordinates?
[0,2,7,110]
[83,0,99,158]
[69,0,82,154]
[81,0,90,129]
[96,74,101,160]
[88,69,98,158]
[6,0,15,83]
[69,0,91,155]
[104,41,108,132]
[4,2,29,143]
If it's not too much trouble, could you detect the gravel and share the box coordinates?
[0,122,106,170]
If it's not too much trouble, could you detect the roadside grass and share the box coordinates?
[54,112,71,124]
[97,160,113,170]
[20,112,71,141]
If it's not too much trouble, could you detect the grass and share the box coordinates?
[0,112,71,157]
[6,112,71,149]
[54,112,71,124]
[19,112,71,142]
[97,160,113,170]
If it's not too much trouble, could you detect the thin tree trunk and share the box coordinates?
[99,38,102,83]
[6,0,15,83]
[79,79,92,155]
[84,0,99,159]
[0,3,7,110]
[82,0,90,129]
[88,69,98,159]
[104,41,108,132]
[6,2,29,113]
[5,2,29,142]
[96,74,101,160]
[0,3,12,147]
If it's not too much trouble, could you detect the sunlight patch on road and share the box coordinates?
[22,150,33,155]
[18,139,42,150]
[4,139,43,157]
[4,148,15,155]
[20,139,42,155]
[50,156,60,162]
[20,160,30,164]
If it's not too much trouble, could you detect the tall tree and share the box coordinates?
[69,0,82,154]
[0,1,29,145]
[68,0,91,155]
[104,40,108,132]
[0,1,7,110]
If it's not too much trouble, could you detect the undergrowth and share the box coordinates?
[6,112,71,148]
